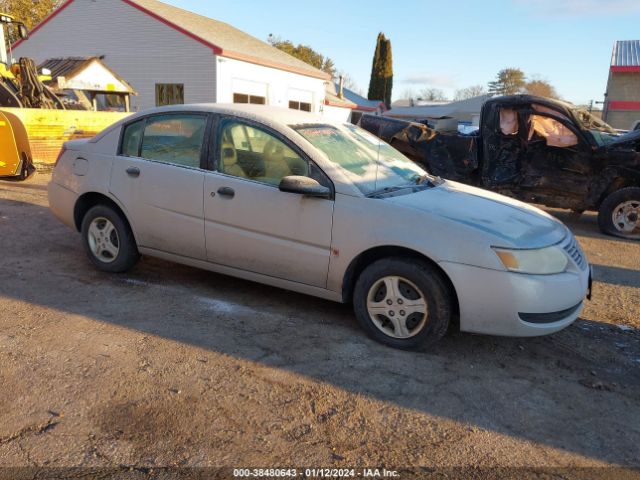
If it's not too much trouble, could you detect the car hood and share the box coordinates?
[609,128,640,147]
[386,180,567,249]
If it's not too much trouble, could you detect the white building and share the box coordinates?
[14,0,330,113]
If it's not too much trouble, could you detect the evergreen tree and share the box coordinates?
[488,68,526,95]
[267,35,335,77]
[368,33,393,108]
[368,33,384,101]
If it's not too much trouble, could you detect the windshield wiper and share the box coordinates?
[415,173,443,186]
[415,174,434,186]
[366,185,413,198]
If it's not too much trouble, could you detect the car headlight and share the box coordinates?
[492,245,568,275]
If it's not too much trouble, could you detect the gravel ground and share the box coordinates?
[0,172,638,479]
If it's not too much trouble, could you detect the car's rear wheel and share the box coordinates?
[598,187,640,240]
[81,205,139,272]
[353,257,452,349]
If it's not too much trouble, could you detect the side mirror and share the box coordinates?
[279,175,331,198]
[18,24,29,40]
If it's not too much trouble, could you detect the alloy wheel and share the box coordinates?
[366,276,428,339]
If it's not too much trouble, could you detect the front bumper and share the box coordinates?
[439,261,591,337]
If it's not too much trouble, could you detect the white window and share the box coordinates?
[288,88,313,112]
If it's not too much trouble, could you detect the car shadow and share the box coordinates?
[1,197,639,467]
[592,263,640,288]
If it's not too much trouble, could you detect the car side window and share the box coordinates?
[121,120,144,157]
[217,121,310,186]
[499,108,518,135]
[139,114,207,168]
[528,114,578,148]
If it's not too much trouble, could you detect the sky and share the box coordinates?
[164,0,640,106]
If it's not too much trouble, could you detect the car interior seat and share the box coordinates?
[262,138,291,184]
[220,141,247,178]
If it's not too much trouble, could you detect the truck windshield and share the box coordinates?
[293,123,433,196]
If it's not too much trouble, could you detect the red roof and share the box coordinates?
[14,0,331,81]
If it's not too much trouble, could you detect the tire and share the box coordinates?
[81,205,140,272]
[597,187,640,240]
[18,153,32,181]
[353,257,452,350]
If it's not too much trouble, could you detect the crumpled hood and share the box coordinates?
[609,128,640,147]
[387,180,567,248]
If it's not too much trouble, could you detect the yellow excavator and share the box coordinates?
[0,13,131,179]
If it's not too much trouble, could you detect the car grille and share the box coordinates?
[563,235,588,270]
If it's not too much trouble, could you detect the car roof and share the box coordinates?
[129,103,342,129]
[90,103,346,145]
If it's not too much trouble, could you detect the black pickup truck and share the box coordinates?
[361,95,640,239]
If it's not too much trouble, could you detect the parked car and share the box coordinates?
[361,95,640,240]
[48,104,591,349]
[632,120,640,131]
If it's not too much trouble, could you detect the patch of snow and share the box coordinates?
[122,278,149,287]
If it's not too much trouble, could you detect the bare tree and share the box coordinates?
[419,87,448,101]
[334,70,362,95]
[399,88,416,101]
[454,84,487,100]
[525,77,559,99]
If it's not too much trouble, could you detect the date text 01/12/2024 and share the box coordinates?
[232,468,400,478]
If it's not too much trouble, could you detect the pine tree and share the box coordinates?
[381,37,393,108]
[367,33,384,102]
[488,68,526,96]
[368,33,393,108]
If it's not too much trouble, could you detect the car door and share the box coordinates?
[109,112,210,260]
[480,103,527,187]
[520,105,593,197]
[203,117,334,288]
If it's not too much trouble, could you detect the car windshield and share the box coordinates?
[572,108,620,147]
[293,123,433,195]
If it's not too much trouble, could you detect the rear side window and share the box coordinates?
[140,114,207,168]
[121,120,144,157]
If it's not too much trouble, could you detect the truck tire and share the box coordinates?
[353,257,452,350]
[597,187,640,240]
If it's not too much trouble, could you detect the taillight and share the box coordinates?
[54,145,67,167]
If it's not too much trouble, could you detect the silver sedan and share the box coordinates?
[48,104,591,349]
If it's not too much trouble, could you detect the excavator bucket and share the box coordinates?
[0,109,31,177]
[0,108,131,180]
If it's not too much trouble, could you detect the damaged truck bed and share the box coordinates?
[361,95,640,239]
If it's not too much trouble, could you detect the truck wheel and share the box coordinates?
[81,205,140,272]
[353,257,452,350]
[598,187,640,240]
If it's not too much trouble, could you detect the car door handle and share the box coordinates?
[216,186,235,198]
[126,167,140,177]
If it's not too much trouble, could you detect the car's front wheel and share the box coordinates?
[598,187,640,240]
[353,258,452,349]
[81,204,140,272]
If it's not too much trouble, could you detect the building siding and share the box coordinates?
[215,57,325,114]
[14,0,216,111]
[604,72,640,129]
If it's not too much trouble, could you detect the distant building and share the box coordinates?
[14,0,329,112]
[40,57,136,111]
[384,94,491,127]
[322,82,357,122]
[335,84,386,123]
[603,40,640,130]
